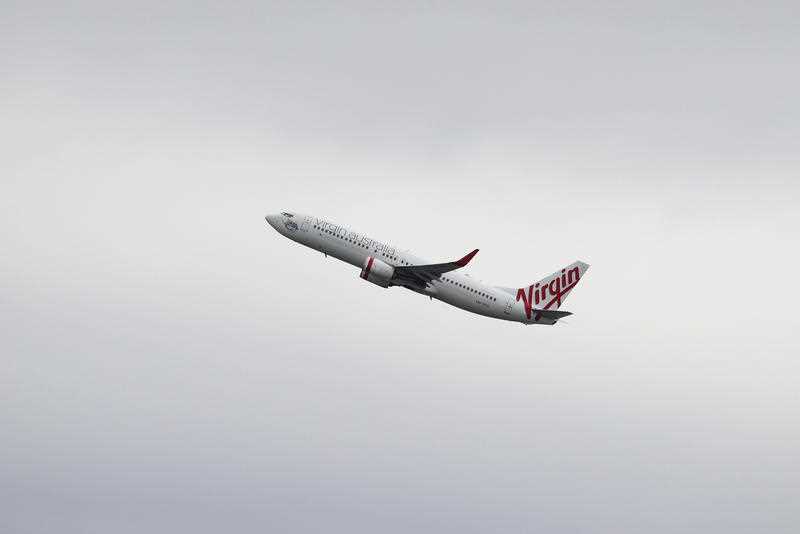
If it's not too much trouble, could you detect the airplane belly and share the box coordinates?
[310,233,362,268]
[434,285,509,320]
[329,242,363,267]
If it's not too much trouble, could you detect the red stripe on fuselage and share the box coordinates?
[361,256,375,280]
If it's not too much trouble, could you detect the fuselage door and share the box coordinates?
[503,297,514,315]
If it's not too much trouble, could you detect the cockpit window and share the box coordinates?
[281,212,294,218]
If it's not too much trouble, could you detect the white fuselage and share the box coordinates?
[266,212,529,323]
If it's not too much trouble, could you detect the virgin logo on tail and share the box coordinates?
[516,266,582,320]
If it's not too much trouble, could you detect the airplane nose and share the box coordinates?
[265,214,280,230]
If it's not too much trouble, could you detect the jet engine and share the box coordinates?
[359,256,394,288]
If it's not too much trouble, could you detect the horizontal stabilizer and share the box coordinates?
[532,309,572,320]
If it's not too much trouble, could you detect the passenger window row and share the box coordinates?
[440,277,497,301]
[315,224,404,263]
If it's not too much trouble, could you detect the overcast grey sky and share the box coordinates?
[2,2,799,532]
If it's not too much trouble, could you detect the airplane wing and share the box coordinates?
[392,249,479,288]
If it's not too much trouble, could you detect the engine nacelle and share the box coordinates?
[359,256,394,288]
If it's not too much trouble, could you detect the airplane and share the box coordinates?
[265,211,589,325]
